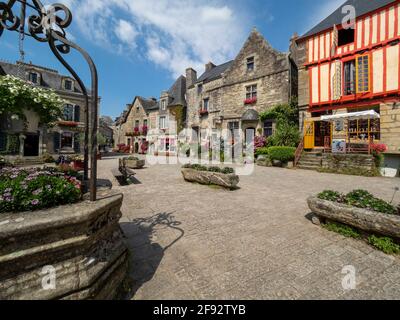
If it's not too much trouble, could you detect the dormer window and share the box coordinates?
[28,72,39,84]
[197,84,203,95]
[64,79,73,91]
[338,28,355,46]
[247,57,255,72]
[161,100,166,111]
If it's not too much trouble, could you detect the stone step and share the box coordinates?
[298,164,321,171]
[298,160,322,166]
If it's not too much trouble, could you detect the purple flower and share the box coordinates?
[32,188,43,195]
[31,199,40,205]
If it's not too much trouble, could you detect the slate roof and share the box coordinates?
[167,75,187,107]
[196,60,234,84]
[0,60,85,94]
[137,96,158,112]
[300,0,396,39]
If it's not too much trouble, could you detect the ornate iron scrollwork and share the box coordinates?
[0,0,98,201]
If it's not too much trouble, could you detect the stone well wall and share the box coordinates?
[0,193,128,300]
[321,154,376,174]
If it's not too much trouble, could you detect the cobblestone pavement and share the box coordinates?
[98,156,400,300]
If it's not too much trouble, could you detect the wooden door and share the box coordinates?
[304,120,315,149]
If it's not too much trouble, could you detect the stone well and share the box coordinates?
[0,193,128,300]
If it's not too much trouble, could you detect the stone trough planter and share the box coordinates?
[0,193,128,300]
[181,168,239,190]
[124,158,145,169]
[308,196,400,239]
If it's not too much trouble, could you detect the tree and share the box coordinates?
[259,98,300,147]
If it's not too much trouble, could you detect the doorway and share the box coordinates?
[314,121,332,147]
[24,134,39,157]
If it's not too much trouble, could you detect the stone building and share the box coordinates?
[186,28,297,152]
[153,75,187,156]
[115,75,187,156]
[115,97,158,153]
[291,0,400,175]
[0,60,97,161]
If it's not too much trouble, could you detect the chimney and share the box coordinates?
[205,61,216,72]
[186,67,197,89]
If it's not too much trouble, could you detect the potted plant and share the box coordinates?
[124,156,145,169]
[70,155,84,170]
[181,164,239,189]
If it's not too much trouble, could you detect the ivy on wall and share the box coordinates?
[0,75,65,128]
[170,105,185,133]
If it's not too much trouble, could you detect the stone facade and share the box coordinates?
[0,193,128,300]
[0,61,99,160]
[186,29,297,144]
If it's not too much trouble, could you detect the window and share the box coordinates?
[203,98,209,111]
[63,104,74,121]
[64,80,73,91]
[161,100,166,111]
[143,119,148,127]
[338,28,355,46]
[135,120,140,128]
[356,54,370,93]
[263,120,274,137]
[159,116,166,129]
[197,84,203,95]
[247,57,255,71]
[29,72,38,84]
[246,85,257,99]
[343,60,356,96]
[61,132,73,148]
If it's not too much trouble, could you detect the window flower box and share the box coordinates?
[199,110,209,116]
[244,97,257,105]
[58,121,79,127]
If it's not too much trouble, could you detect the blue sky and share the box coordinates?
[0,0,344,119]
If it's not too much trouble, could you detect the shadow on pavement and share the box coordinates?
[120,212,184,299]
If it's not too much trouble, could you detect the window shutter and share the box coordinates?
[74,133,80,153]
[332,60,342,100]
[74,105,80,122]
[0,132,6,152]
[53,132,61,152]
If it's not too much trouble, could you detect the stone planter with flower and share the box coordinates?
[123,156,145,169]
[0,167,128,299]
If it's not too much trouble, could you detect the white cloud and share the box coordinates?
[57,0,249,78]
[114,19,138,47]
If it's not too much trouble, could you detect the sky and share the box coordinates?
[0,0,345,119]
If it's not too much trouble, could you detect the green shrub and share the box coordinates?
[267,147,296,163]
[318,190,344,202]
[0,167,81,213]
[221,167,235,174]
[182,164,235,175]
[255,147,269,157]
[42,153,55,163]
[317,189,396,215]
[125,156,139,161]
[345,190,396,215]
[368,235,400,254]
[267,122,300,147]
[323,222,361,239]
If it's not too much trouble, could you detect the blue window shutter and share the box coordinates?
[74,133,80,153]
[74,105,80,122]
[53,132,60,152]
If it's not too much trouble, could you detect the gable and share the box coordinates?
[223,29,289,84]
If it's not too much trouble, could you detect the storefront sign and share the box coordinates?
[332,139,346,153]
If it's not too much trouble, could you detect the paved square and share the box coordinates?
[98,157,400,300]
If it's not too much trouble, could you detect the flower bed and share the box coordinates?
[181,164,239,189]
[0,167,81,214]
[308,189,400,254]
